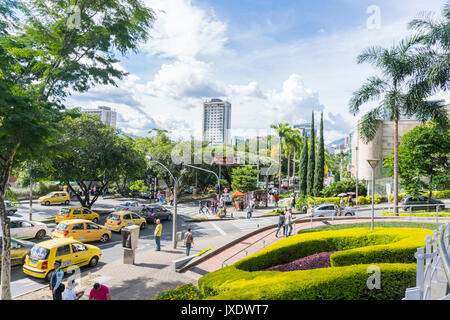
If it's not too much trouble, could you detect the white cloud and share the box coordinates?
[143,0,227,58]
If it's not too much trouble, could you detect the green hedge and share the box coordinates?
[199,263,416,300]
[357,195,383,205]
[198,227,431,300]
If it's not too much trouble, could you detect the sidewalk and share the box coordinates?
[14,232,247,300]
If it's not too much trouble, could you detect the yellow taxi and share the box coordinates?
[39,191,71,206]
[55,207,100,223]
[51,219,111,243]
[104,211,146,232]
[23,238,102,281]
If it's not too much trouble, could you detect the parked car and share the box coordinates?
[104,211,146,232]
[0,236,34,268]
[401,195,445,211]
[5,200,18,216]
[137,205,172,223]
[184,186,195,194]
[308,204,355,217]
[114,201,147,213]
[38,191,70,206]
[55,207,100,224]
[8,217,49,240]
[52,219,111,243]
[23,238,102,281]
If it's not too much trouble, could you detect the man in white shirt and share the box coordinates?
[284,209,293,237]
[63,280,84,300]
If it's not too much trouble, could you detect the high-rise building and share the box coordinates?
[202,99,231,146]
[83,106,117,127]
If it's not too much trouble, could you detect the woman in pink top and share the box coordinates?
[89,283,111,300]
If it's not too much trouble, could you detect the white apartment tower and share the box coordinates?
[83,106,117,128]
[202,99,232,146]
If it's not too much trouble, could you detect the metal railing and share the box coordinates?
[221,216,310,268]
[404,224,450,300]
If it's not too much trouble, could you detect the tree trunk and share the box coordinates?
[393,118,399,216]
[293,153,296,193]
[279,138,282,191]
[287,153,291,190]
[0,141,20,300]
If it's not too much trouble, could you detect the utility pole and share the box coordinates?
[29,163,33,221]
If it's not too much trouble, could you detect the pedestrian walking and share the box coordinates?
[154,219,162,251]
[49,260,65,300]
[213,199,218,215]
[89,283,111,300]
[63,280,84,300]
[290,194,296,210]
[184,228,194,256]
[274,193,279,208]
[247,198,255,219]
[284,209,293,237]
[275,211,285,238]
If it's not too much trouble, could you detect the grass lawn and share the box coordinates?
[297,221,442,235]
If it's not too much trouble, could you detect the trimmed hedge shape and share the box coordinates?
[199,263,416,300]
[198,227,431,300]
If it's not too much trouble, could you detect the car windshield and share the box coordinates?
[59,208,71,215]
[30,245,50,260]
[56,223,68,232]
[108,214,120,221]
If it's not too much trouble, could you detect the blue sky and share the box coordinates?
[68,0,450,143]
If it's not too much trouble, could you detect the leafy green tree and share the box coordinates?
[313,112,325,196]
[39,114,147,208]
[349,36,446,214]
[298,135,309,195]
[306,112,316,195]
[384,120,450,205]
[270,123,291,190]
[0,0,154,299]
[321,178,368,198]
[231,166,259,194]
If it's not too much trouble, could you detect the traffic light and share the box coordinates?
[274,176,279,185]
[177,162,183,170]
[215,184,220,195]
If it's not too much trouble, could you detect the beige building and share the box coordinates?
[350,120,422,182]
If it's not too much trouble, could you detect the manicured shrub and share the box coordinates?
[199,263,416,300]
[198,227,431,300]
[264,251,335,272]
[153,284,204,300]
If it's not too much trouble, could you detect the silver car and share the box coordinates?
[114,200,147,213]
[5,201,18,216]
[309,204,355,217]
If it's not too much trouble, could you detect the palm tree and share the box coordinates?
[289,130,303,192]
[349,36,445,215]
[270,123,292,191]
[408,2,449,96]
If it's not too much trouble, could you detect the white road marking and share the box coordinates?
[209,222,226,236]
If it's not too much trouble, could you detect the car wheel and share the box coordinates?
[35,229,46,239]
[65,200,70,205]
[6,210,13,216]
[45,201,50,206]
[100,234,109,243]
[89,256,99,267]
[345,212,352,216]
[92,218,99,224]
[140,222,146,230]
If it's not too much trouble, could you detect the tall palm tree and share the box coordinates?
[289,130,303,192]
[270,123,291,191]
[349,36,445,215]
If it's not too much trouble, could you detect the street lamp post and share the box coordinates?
[146,156,179,249]
[367,159,380,231]
[29,164,33,221]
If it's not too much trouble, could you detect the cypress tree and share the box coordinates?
[298,134,308,195]
[313,112,325,196]
[306,112,315,195]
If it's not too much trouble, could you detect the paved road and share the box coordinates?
[6,198,278,298]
